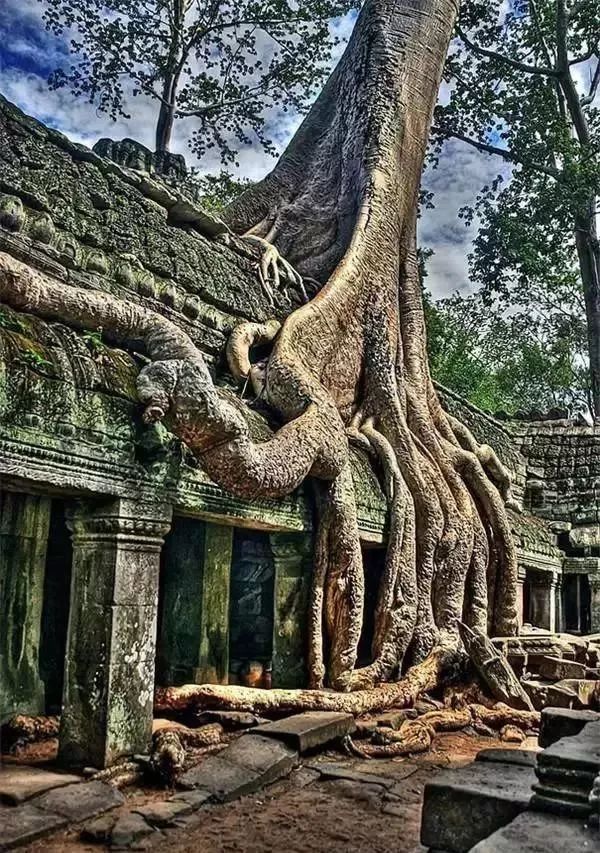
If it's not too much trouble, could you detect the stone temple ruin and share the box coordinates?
[1,93,600,777]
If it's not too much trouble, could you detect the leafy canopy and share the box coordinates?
[429,0,599,413]
[40,0,359,162]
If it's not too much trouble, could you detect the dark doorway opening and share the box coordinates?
[40,500,72,714]
[357,545,386,668]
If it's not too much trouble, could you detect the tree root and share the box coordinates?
[348,702,539,758]
[155,648,451,717]
[0,714,60,753]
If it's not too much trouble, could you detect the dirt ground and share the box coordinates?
[17,732,538,853]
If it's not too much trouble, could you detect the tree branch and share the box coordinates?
[456,25,558,77]
[432,126,561,180]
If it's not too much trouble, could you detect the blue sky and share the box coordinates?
[0,0,503,298]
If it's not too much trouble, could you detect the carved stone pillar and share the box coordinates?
[0,491,51,722]
[157,519,233,686]
[59,498,171,768]
[529,571,558,632]
[270,532,311,688]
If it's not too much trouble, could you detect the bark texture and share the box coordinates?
[0,0,519,705]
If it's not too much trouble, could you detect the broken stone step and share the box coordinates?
[29,780,124,823]
[539,706,599,748]
[0,766,81,806]
[254,711,355,752]
[177,734,297,801]
[475,748,538,768]
[0,803,67,851]
[469,810,595,852]
[420,761,535,853]
[537,720,600,777]
[538,656,587,681]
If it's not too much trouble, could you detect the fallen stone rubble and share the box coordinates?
[420,706,600,852]
[493,631,600,711]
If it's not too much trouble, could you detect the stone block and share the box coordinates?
[110,811,154,848]
[177,754,261,802]
[420,761,535,852]
[0,766,81,805]
[0,803,67,849]
[194,710,267,729]
[555,679,599,707]
[522,679,579,710]
[31,780,124,822]
[220,734,298,784]
[133,800,191,828]
[539,707,599,748]
[171,789,212,810]
[255,712,356,752]
[539,657,588,681]
[178,735,297,801]
[475,748,538,768]
[470,810,595,852]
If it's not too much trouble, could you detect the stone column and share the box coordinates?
[59,498,171,769]
[157,520,232,687]
[516,567,527,629]
[270,533,311,688]
[590,576,600,633]
[529,572,558,632]
[0,492,51,722]
[554,573,565,634]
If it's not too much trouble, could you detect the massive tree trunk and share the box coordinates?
[0,0,519,709]
[575,202,600,421]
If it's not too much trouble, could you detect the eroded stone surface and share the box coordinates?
[0,766,81,805]
[255,712,356,752]
[0,803,67,850]
[110,811,154,848]
[31,780,124,822]
[420,761,535,852]
[539,707,599,748]
[470,810,595,852]
[133,801,191,827]
[476,748,538,768]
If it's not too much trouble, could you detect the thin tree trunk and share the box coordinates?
[575,201,600,420]
[155,87,178,155]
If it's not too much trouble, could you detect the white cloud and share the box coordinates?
[0,2,509,301]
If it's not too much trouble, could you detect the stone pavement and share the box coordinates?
[8,731,513,852]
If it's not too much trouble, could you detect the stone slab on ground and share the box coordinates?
[110,811,155,848]
[255,712,355,752]
[219,735,298,784]
[133,801,191,828]
[539,707,599,748]
[0,803,67,851]
[171,789,212,810]
[469,810,596,852]
[539,657,588,681]
[314,761,399,789]
[177,755,263,802]
[177,734,298,801]
[31,780,124,822]
[420,760,536,853]
[0,766,81,805]
[476,748,538,768]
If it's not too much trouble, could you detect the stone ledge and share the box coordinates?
[255,712,356,753]
[420,761,535,853]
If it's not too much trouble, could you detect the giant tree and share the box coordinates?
[40,0,358,161]
[433,0,600,416]
[1,0,520,712]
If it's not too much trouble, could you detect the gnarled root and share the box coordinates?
[349,702,539,758]
[155,647,451,717]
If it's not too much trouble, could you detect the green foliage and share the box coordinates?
[18,350,53,371]
[183,169,253,213]
[82,328,106,356]
[41,0,360,162]
[425,287,589,415]
[430,0,600,413]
